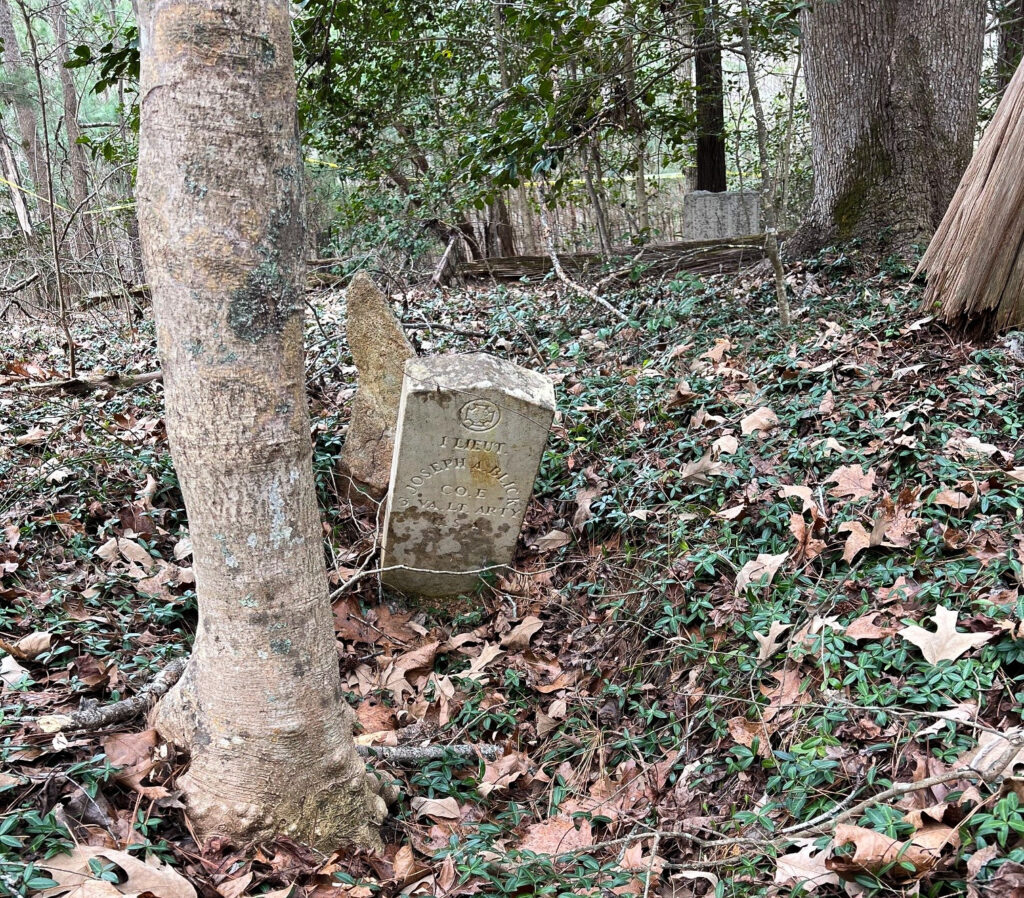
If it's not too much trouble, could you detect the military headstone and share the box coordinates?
[337,272,415,502]
[682,189,762,241]
[381,353,555,597]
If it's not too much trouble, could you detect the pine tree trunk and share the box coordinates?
[136,0,384,848]
[792,0,985,255]
[694,0,726,193]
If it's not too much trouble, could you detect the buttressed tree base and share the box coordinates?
[135,0,385,848]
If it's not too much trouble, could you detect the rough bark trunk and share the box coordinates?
[693,0,727,193]
[49,2,94,254]
[998,1,1024,93]
[0,0,47,210]
[136,0,384,848]
[791,0,986,255]
[487,193,517,257]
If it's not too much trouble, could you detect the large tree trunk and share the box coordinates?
[136,0,384,848]
[693,0,726,193]
[792,0,985,255]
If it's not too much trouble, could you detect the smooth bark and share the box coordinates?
[136,0,384,847]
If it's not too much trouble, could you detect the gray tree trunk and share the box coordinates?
[49,2,93,254]
[0,0,47,211]
[135,0,384,848]
[792,0,986,254]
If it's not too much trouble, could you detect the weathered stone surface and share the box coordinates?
[338,272,415,501]
[682,189,762,241]
[381,353,555,597]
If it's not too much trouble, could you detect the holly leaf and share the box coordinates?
[898,605,995,664]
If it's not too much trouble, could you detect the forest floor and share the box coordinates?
[2,250,1024,898]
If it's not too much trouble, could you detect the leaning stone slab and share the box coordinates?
[381,353,555,597]
[682,189,761,241]
[337,272,415,502]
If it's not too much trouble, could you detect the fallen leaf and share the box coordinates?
[520,815,593,855]
[827,465,876,500]
[780,484,816,514]
[679,454,724,483]
[572,482,603,528]
[735,552,788,595]
[712,433,738,456]
[844,612,898,641]
[899,605,995,665]
[217,872,254,898]
[39,846,197,897]
[753,620,791,662]
[933,489,973,511]
[666,379,697,408]
[0,654,30,688]
[740,406,778,435]
[15,425,48,446]
[11,631,51,659]
[727,716,774,757]
[463,642,503,681]
[837,520,873,563]
[775,841,840,891]
[410,796,461,820]
[533,530,571,552]
[828,822,957,879]
[501,616,543,651]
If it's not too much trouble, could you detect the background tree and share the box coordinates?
[791,0,986,254]
[135,0,386,846]
[997,0,1024,91]
[693,0,727,192]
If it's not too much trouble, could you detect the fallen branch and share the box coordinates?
[357,743,502,764]
[20,370,163,396]
[537,195,629,322]
[37,658,187,733]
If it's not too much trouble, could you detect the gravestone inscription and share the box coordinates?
[381,353,556,597]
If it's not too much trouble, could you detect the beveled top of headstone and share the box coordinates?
[403,353,555,408]
[381,353,555,598]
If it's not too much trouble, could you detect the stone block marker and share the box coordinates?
[682,189,762,241]
[337,272,415,502]
[381,353,556,597]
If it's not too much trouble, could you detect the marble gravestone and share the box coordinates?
[381,353,556,597]
[682,189,762,241]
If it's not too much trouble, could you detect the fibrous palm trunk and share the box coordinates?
[135,0,384,848]
[917,60,1024,333]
